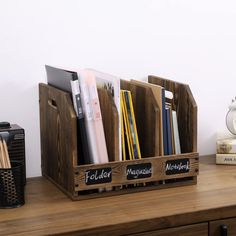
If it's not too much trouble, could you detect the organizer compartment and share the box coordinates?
[39,75,198,200]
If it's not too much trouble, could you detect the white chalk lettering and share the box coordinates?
[165,161,190,172]
[127,167,152,179]
[85,169,112,184]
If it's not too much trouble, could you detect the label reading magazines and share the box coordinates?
[127,163,152,180]
[165,158,190,175]
[85,168,112,185]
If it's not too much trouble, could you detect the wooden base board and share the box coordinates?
[43,173,197,201]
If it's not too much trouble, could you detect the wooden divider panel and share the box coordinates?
[98,88,119,162]
[148,76,197,153]
[121,80,160,157]
[39,83,77,194]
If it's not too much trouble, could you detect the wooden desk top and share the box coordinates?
[1,155,236,236]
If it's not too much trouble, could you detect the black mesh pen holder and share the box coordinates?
[0,161,25,208]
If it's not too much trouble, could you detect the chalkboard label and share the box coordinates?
[127,163,152,180]
[165,158,190,175]
[85,168,112,185]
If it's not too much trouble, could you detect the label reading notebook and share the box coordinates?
[126,163,152,180]
[165,158,190,175]
[85,168,112,185]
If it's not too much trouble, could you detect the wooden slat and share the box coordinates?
[98,88,119,162]
[74,153,199,191]
[130,84,160,157]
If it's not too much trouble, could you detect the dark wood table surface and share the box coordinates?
[1,155,236,236]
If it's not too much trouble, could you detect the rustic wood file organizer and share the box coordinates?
[39,76,198,200]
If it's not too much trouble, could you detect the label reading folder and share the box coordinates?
[165,158,190,175]
[85,168,112,185]
[127,163,152,180]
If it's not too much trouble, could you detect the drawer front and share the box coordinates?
[131,223,208,236]
[210,217,236,236]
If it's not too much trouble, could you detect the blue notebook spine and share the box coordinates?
[162,89,168,155]
[166,107,173,155]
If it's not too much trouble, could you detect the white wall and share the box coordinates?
[1,0,235,177]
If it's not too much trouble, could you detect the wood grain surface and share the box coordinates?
[121,80,160,157]
[209,217,236,236]
[98,88,119,162]
[75,152,199,191]
[39,81,198,200]
[148,75,197,153]
[1,155,236,236]
[132,223,208,236]
[39,83,77,195]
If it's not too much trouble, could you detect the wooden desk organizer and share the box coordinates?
[39,76,198,200]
